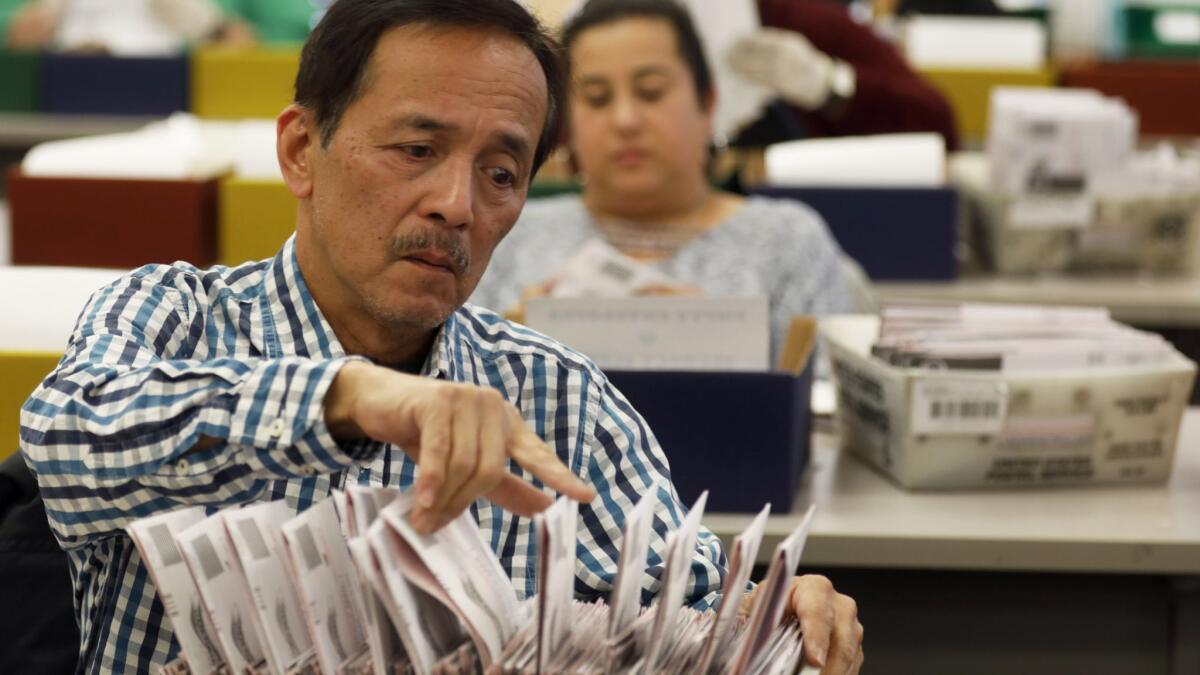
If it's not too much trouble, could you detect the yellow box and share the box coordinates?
[219,177,297,266]
[921,67,1058,142]
[1,352,61,461]
[191,46,300,119]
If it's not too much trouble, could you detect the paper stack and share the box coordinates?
[129,488,816,675]
[874,302,1176,372]
[987,87,1136,207]
[959,87,1200,274]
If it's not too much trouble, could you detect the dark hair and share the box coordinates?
[561,0,713,107]
[295,0,565,173]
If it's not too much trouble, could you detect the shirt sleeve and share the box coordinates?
[573,375,728,611]
[19,268,381,548]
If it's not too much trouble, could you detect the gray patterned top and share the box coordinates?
[471,194,857,365]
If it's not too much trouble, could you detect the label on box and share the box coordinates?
[525,296,770,372]
[910,379,1008,435]
[1010,194,1093,229]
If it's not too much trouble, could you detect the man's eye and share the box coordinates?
[402,145,433,159]
[488,167,516,187]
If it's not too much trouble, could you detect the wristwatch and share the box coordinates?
[822,60,857,117]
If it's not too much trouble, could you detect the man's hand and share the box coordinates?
[741,574,864,674]
[729,28,837,111]
[325,361,596,533]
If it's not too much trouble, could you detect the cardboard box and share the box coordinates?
[1061,61,1200,137]
[190,46,300,119]
[822,315,1196,490]
[0,50,41,112]
[8,168,218,268]
[754,186,959,281]
[920,67,1058,142]
[42,53,188,115]
[218,177,296,265]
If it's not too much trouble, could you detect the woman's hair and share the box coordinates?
[561,0,713,107]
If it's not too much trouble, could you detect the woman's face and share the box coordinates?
[568,17,714,203]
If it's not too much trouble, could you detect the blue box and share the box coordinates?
[754,186,959,281]
[42,53,188,115]
[606,357,813,514]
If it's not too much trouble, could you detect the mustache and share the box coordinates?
[391,229,471,275]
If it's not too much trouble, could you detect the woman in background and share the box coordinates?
[470,0,865,365]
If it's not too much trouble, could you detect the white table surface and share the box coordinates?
[876,276,1200,327]
[704,409,1200,574]
[0,113,158,147]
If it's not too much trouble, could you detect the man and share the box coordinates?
[20,1,863,673]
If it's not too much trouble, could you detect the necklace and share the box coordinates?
[590,191,716,258]
[592,217,704,257]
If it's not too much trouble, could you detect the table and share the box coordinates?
[706,410,1200,573]
[703,410,1200,674]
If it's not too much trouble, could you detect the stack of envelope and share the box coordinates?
[964,87,1200,275]
[129,487,815,675]
[873,303,1177,372]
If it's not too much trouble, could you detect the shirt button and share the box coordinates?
[267,419,287,438]
[299,465,317,476]
[175,459,190,473]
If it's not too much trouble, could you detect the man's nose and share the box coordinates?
[420,157,475,229]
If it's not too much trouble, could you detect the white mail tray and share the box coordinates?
[821,315,1197,490]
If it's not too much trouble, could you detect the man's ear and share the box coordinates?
[277,104,318,199]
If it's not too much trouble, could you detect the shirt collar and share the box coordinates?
[259,235,457,379]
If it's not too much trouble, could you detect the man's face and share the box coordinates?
[294,23,548,332]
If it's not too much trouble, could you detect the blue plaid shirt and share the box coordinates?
[20,236,728,674]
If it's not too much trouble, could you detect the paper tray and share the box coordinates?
[754,186,959,281]
[821,315,1196,490]
[607,366,812,514]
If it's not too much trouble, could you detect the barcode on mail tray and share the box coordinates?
[929,400,1002,420]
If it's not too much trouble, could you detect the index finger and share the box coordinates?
[508,427,595,504]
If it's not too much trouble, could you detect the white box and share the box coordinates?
[525,296,770,372]
[904,16,1047,70]
[822,315,1196,490]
